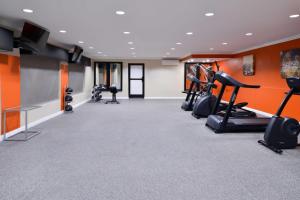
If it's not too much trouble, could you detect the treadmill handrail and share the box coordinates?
[215,72,260,88]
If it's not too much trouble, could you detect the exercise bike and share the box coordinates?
[258,77,300,154]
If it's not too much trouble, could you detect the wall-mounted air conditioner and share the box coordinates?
[161,59,179,66]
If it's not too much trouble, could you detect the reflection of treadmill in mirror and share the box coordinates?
[206,72,270,133]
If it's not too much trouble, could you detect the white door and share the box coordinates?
[129,64,144,98]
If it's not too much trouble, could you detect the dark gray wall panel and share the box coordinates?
[20,55,59,106]
[68,63,84,93]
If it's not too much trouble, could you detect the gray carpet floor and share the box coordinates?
[1,100,300,200]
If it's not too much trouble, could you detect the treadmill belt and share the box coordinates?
[228,118,270,125]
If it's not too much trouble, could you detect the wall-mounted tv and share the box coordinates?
[69,45,83,63]
[19,22,49,52]
[0,27,13,52]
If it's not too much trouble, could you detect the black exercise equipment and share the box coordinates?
[65,95,73,102]
[258,78,300,154]
[192,62,219,117]
[192,64,256,119]
[181,74,203,111]
[65,105,73,112]
[192,82,217,118]
[91,84,105,102]
[181,63,212,111]
[206,72,270,133]
[64,87,73,113]
[105,86,120,104]
[65,87,73,93]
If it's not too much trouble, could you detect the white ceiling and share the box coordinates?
[0,0,299,60]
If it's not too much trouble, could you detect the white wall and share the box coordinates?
[71,65,94,106]
[95,59,186,99]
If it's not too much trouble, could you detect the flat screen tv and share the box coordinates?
[21,22,49,50]
[0,27,13,52]
[69,45,83,63]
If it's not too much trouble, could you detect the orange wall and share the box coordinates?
[60,64,68,110]
[216,38,300,120]
[0,54,21,134]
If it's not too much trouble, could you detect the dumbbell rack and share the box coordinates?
[91,85,103,103]
[64,87,73,113]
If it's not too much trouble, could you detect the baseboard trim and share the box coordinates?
[221,100,272,117]
[1,99,89,142]
[73,99,90,108]
[144,97,186,100]
[242,107,273,117]
[102,97,129,100]
[102,97,185,100]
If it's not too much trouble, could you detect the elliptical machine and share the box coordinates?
[258,77,300,154]
[181,74,201,111]
[192,63,256,119]
[181,63,210,111]
[192,62,219,118]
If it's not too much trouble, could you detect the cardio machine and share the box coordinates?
[206,72,270,133]
[192,66,256,119]
[181,74,202,111]
[181,63,209,111]
[258,77,300,154]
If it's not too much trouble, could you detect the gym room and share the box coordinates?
[0,0,300,199]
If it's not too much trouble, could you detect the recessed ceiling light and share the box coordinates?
[116,10,125,15]
[128,41,133,45]
[176,42,182,45]
[171,48,175,50]
[97,51,102,54]
[210,48,214,51]
[191,59,194,62]
[222,42,228,45]
[186,32,193,35]
[59,30,67,33]
[78,41,84,44]
[245,32,253,36]
[166,52,170,55]
[206,59,210,62]
[205,12,214,17]
[123,31,130,34]
[289,14,300,18]
[89,46,94,49]
[130,47,135,50]
[22,8,33,13]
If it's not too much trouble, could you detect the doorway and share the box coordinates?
[128,63,145,98]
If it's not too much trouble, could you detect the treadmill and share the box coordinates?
[206,72,270,133]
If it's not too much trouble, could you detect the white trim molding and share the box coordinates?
[0,110,63,142]
[144,97,185,100]
[234,34,300,54]
[242,106,273,117]
[221,100,272,117]
[0,99,89,142]
[73,99,90,108]
[102,97,129,100]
